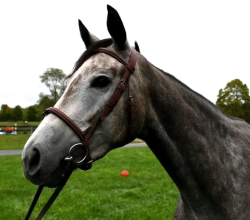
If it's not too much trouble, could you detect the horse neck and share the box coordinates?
[137,57,244,211]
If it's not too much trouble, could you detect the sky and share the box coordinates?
[1,0,250,108]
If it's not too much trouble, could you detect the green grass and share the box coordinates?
[0,121,40,126]
[0,134,30,150]
[0,148,179,220]
[0,135,144,151]
[0,122,39,149]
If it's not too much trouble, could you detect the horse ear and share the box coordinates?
[107,5,127,50]
[134,41,140,53]
[78,19,99,48]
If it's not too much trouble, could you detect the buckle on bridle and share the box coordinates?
[120,80,126,85]
[117,81,126,92]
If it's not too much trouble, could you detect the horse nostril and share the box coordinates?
[27,148,41,176]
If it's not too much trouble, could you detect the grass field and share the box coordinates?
[0,134,30,150]
[0,147,179,220]
[0,133,143,150]
[0,121,40,126]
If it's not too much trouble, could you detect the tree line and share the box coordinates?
[1,68,250,123]
[0,68,66,122]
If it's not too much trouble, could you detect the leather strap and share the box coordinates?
[34,169,73,220]
[43,108,89,143]
[24,186,44,220]
[94,47,136,72]
[94,47,137,126]
[24,168,73,220]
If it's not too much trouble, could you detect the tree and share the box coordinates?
[40,68,66,102]
[0,104,13,121]
[37,93,56,111]
[216,79,250,122]
[243,101,250,123]
[26,105,42,121]
[12,105,23,121]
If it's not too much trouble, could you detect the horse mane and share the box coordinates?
[151,64,244,122]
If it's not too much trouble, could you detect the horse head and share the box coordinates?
[22,5,147,188]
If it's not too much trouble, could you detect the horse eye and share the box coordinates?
[91,76,111,88]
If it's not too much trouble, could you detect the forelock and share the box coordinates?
[66,38,113,79]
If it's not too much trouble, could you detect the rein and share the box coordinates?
[24,47,137,220]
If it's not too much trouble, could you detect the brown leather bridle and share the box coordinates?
[43,47,137,170]
[24,46,137,220]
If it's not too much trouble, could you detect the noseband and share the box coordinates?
[24,47,137,220]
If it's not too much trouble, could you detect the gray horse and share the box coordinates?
[22,5,250,220]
